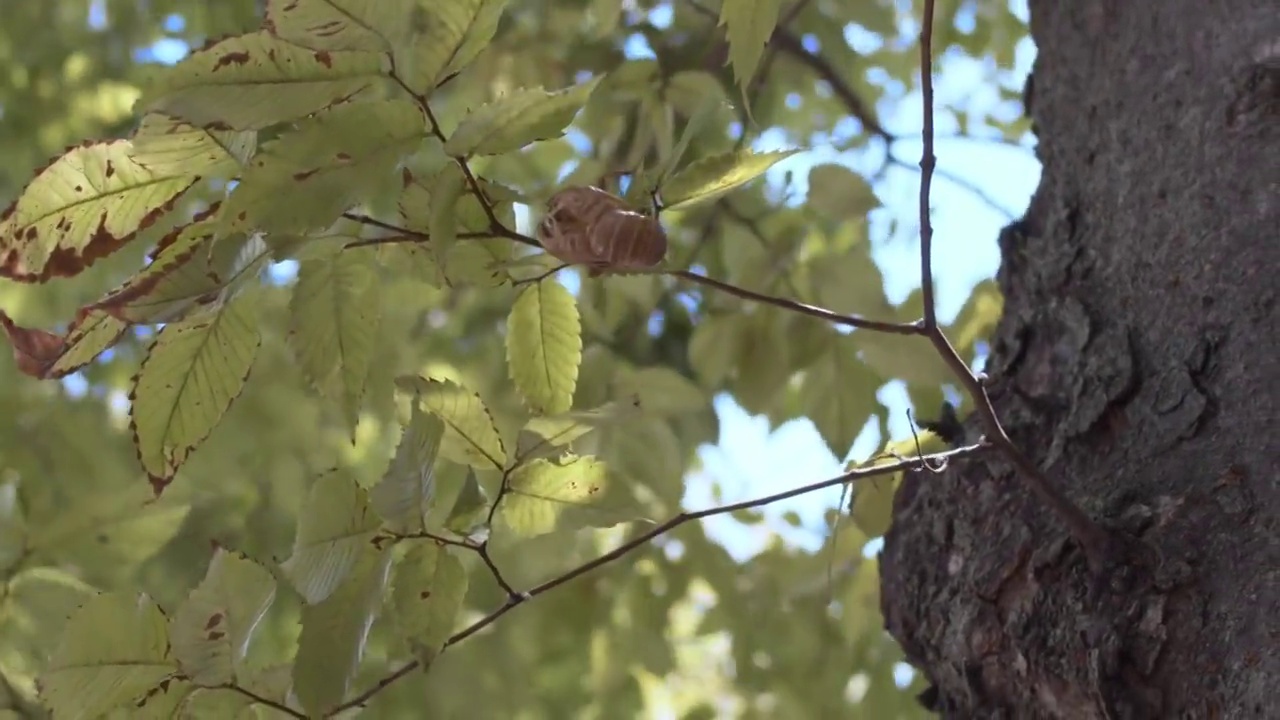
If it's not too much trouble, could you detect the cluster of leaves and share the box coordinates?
[0,0,1029,717]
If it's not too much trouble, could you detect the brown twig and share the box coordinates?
[223,683,305,718]
[329,443,988,714]
[670,269,918,335]
[909,0,1110,571]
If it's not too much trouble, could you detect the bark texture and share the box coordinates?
[880,0,1278,717]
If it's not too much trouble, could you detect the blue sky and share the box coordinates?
[94,0,1039,575]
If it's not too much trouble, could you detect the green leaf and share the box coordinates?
[444,79,600,157]
[660,149,799,210]
[369,407,445,533]
[390,543,469,665]
[506,281,583,416]
[0,480,26,574]
[26,485,191,581]
[808,242,893,319]
[428,163,467,254]
[129,113,255,177]
[266,0,419,51]
[144,30,388,130]
[222,99,428,234]
[281,470,382,604]
[718,0,783,91]
[806,164,880,221]
[394,0,511,93]
[396,377,508,470]
[129,293,261,488]
[444,469,489,535]
[854,332,952,385]
[614,367,707,416]
[292,546,393,717]
[799,340,880,457]
[170,549,277,686]
[497,455,611,538]
[288,245,383,438]
[730,310,791,414]
[520,399,643,451]
[687,314,743,388]
[0,568,96,682]
[0,140,198,283]
[38,593,177,720]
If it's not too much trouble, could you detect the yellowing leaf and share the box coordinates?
[444,79,600,157]
[718,0,783,91]
[91,213,220,324]
[292,546,393,717]
[0,140,197,282]
[170,549,277,686]
[497,455,610,538]
[660,149,799,210]
[390,543,469,665]
[130,293,261,490]
[799,340,880,457]
[266,0,419,51]
[849,474,900,538]
[288,246,382,438]
[144,30,387,130]
[396,376,508,470]
[281,470,382,605]
[506,281,582,416]
[129,113,255,177]
[394,0,510,93]
[38,593,177,720]
[222,99,428,234]
[369,407,445,533]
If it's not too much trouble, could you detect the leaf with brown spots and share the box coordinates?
[0,140,198,283]
[170,548,277,686]
[0,308,129,380]
[266,0,421,52]
[220,99,428,234]
[392,0,510,94]
[129,113,256,177]
[389,543,469,667]
[496,454,620,538]
[141,30,388,131]
[129,292,261,494]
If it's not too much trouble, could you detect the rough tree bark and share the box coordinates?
[880,1,1278,717]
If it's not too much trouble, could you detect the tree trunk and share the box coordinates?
[880,1,1278,717]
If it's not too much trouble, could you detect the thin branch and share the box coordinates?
[477,543,522,599]
[330,443,988,714]
[342,212,426,239]
[917,7,940,331]
[223,683,305,719]
[670,269,918,335]
[910,0,1111,571]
